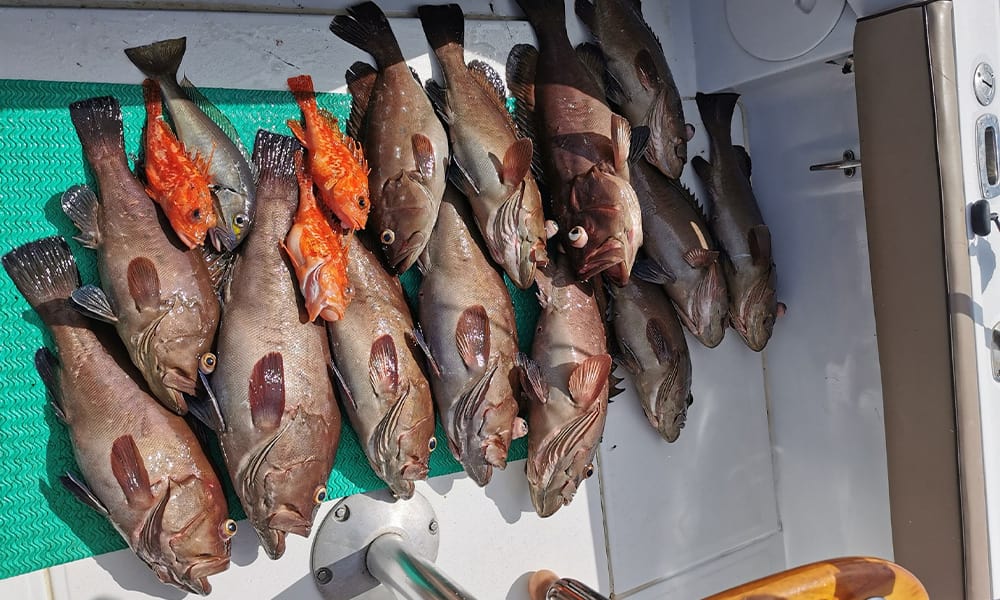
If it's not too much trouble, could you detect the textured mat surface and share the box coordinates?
[0,79,537,579]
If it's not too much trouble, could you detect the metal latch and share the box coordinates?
[809,150,860,177]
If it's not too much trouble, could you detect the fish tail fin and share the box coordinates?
[286,74,319,115]
[515,0,566,27]
[695,92,739,145]
[124,37,185,82]
[68,96,126,165]
[252,130,302,187]
[330,2,404,69]
[418,4,465,60]
[2,237,81,316]
[141,79,163,121]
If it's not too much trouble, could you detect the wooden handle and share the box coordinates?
[705,556,928,600]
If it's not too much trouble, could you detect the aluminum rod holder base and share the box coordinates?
[311,488,440,600]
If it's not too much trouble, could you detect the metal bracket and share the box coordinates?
[809,150,860,177]
[310,489,440,600]
[976,113,1000,199]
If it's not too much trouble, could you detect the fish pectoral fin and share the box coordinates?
[501,138,533,187]
[126,257,162,312]
[690,155,712,184]
[328,359,357,410]
[33,347,66,422]
[628,126,651,167]
[187,371,226,433]
[249,352,286,432]
[646,319,673,364]
[512,416,528,440]
[515,352,548,404]
[456,305,491,371]
[748,224,772,266]
[574,0,597,29]
[286,119,307,145]
[424,80,453,125]
[60,185,101,249]
[611,114,632,176]
[407,325,442,378]
[632,258,675,284]
[345,62,378,140]
[574,42,607,94]
[682,248,719,269]
[60,472,110,516]
[110,434,155,508]
[411,134,437,182]
[70,284,118,323]
[568,354,612,410]
[734,145,752,179]
[634,48,661,91]
[447,159,481,197]
[369,334,400,397]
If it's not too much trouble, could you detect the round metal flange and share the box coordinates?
[310,488,440,600]
[975,62,996,107]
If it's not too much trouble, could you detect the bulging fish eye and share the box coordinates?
[381,229,395,245]
[313,487,327,505]
[584,464,595,479]
[222,519,238,537]
[191,208,202,221]
[234,213,249,229]
[199,352,217,374]
[428,437,437,452]
[568,226,588,248]
[358,197,366,208]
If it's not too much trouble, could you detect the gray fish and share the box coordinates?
[418,3,548,289]
[417,185,525,486]
[631,159,728,348]
[576,0,693,178]
[212,132,341,560]
[691,93,778,352]
[3,237,233,596]
[64,96,222,429]
[507,0,645,286]
[125,37,256,252]
[517,256,610,517]
[331,2,450,274]
[327,234,437,499]
[606,276,693,442]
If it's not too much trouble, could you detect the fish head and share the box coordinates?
[159,181,218,250]
[376,171,436,273]
[210,187,254,251]
[329,168,372,230]
[370,385,437,500]
[675,261,729,348]
[150,334,218,414]
[643,89,692,179]
[450,365,520,487]
[641,365,694,443]
[564,167,641,285]
[730,270,778,352]
[499,182,547,289]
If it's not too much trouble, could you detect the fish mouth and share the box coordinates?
[529,477,578,518]
[578,239,628,285]
[269,506,314,538]
[209,227,238,253]
[186,556,231,582]
[252,525,287,560]
[175,228,200,250]
[386,232,427,274]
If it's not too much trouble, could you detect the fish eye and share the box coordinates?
[568,226,588,248]
[584,464,595,479]
[191,208,202,221]
[358,197,366,208]
[199,352,217,374]
[428,437,437,452]
[234,213,249,228]
[381,229,395,245]
[313,487,327,505]
[222,519,238,537]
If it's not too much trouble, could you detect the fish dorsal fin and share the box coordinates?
[188,371,226,433]
[516,352,548,404]
[60,472,110,516]
[318,107,344,140]
[126,257,161,312]
[505,44,544,185]
[667,177,711,223]
[575,0,597,31]
[568,354,612,409]
[466,60,508,112]
[575,42,607,95]
[180,76,252,169]
[456,305,490,371]
[249,352,285,432]
[633,257,675,285]
[328,359,357,410]
[110,435,154,508]
[646,318,672,363]
[70,284,118,323]
[734,145,752,179]
[748,224,772,266]
[34,347,65,422]
[61,185,101,249]
[629,126,651,166]
[447,158,481,197]
[369,334,399,397]
[690,155,712,186]
[425,79,452,125]
[408,326,442,377]
[196,245,237,304]
[683,247,719,269]
[634,49,660,91]
[346,61,378,140]
[411,133,436,182]
[501,138,533,186]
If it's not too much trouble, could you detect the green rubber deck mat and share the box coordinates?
[0,79,537,580]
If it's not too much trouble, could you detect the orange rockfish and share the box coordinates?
[282,151,354,322]
[286,74,370,230]
[141,79,217,249]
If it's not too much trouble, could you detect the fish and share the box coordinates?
[516,256,611,517]
[3,236,233,595]
[281,152,354,322]
[212,131,342,560]
[630,159,728,348]
[141,79,218,250]
[326,234,437,499]
[575,0,693,179]
[125,37,256,251]
[507,0,645,286]
[416,185,526,486]
[691,93,778,352]
[286,74,371,230]
[417,3,548,289]
[331,2,450,273]
[64,96,223,430]
[606,276,693,443]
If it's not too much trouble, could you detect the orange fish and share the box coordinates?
[286,74,371,230]
[282,152,354,322]
[141,79,217,249]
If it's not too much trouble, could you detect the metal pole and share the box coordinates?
[366,533,477,600]
[545,578,609,600]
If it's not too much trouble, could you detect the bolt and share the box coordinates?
[333,505,350,522]
[316,568,332,584]
[428,519,438,535]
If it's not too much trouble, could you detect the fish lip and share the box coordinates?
[209,227,238,253]
[186,556,230,581]
[175,228,200,250]
[577,239,628,284]
[387,232,426,273]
